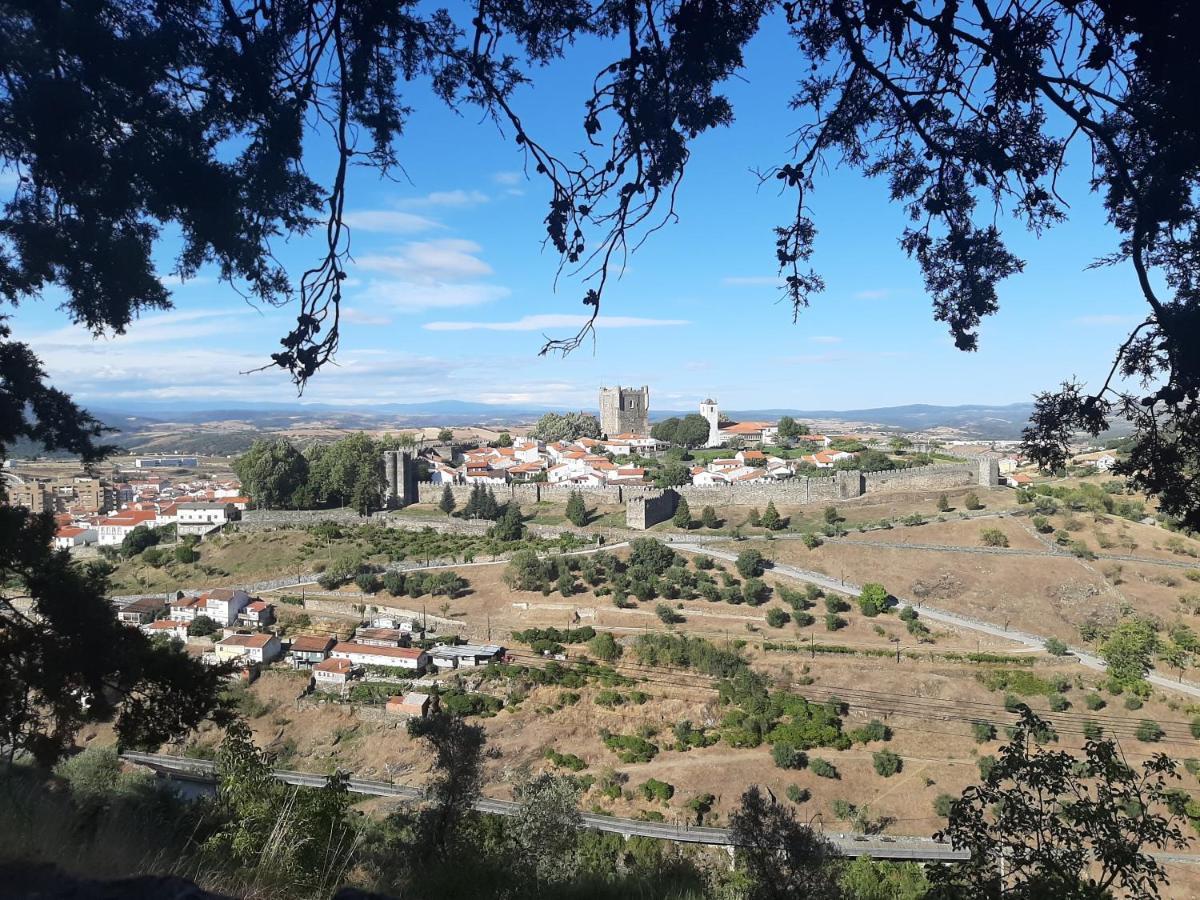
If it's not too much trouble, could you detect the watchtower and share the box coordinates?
[599,385,650,436]
[699,398,721,447]
[382,450,418,509]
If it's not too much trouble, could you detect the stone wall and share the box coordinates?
[627,489,678,530]
[240,507,366,531]
[416,482,637,506]
[861,463,977,494]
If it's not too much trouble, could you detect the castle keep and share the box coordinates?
[599,385,649,436]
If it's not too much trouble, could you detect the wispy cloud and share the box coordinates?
[340,306,393,326]
[356,239,493,280]
[342,210,441,233]
[359,281,509,312]
[854,288,891,300]
[400,189,489,208]
[1073,313,1141,327]
[492,171,523,186]
[27,308,254,347]
[721,275,777,287]
[809,335,842,344]
[423,314,689,332]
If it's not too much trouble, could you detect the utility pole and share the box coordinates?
[810,632,815,659]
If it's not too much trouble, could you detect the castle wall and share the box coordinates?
[627,490,679,530]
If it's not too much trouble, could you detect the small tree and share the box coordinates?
[728,787,840,900]
[772,742,806,769]
[937,493,951,512]
[672,495,692,530]
[981,527,1009,547]
[701,505,720,529]
[437,428,454,444]
[932,708,1186,898]
[189,615,219,637]
[823,506,840,524]
[736,549,765,578]
[766,608,790,628]
[857,583,890,617]
[963,491,983,511]
[174,544,198,564]
[565,490,589,527]
[760,501,782,531]
[587,632,621,662]
[873,749,902,777]
[1045,638,1069,656]
[490,502,525,542]
[439,485,456,515]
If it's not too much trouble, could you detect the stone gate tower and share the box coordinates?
[599,385,649,436]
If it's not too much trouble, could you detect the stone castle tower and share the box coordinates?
[599,385,649,436]
[699,398,721,447]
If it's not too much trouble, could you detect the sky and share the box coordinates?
[7,12,1152,417]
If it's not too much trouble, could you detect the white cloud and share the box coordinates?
[809,335,842,344]
[492,171,523,186]
[340,306,393,326]
[27,308,253,347]
[422,314,689,332]
[356,239,493,280]
[342,210,441,233]
[779,352,846,365]
[1073,313,1141,327]
[360,280,510,312]
[721,275,777,287]
[400,189,489,208]
[854,288,891,300]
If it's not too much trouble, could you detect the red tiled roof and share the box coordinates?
[56,526,87,538]
[332,641,424,660]
[217,633,274,649]
[290,635,335,653]
[314,658,353,674]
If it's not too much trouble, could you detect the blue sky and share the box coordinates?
[8,14,1150,415]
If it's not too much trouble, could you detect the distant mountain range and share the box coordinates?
[79,399,1057,441]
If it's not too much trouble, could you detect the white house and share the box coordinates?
[176,502,232,537]
[213,632,282,665]
[428,643,505,670]
[143,619,190,643]
[168,595,201,623]
[1094,454,1118,471]
[330,641,428,672]
[95,509,159,545]
[237,600,275,628]
[353,627,409,648]
[54,525,96,549]
[312,657,354,691]
[199,588,252,626]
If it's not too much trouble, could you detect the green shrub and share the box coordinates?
[978,756,997,780]
[972,721,996,743]
[1083,721,1103,740]
[1048,694,1070,712]
[639,778,674,803]
[1136,720,1164,742]
[1084,693,1106,710]
[809,757,838,779]
[934,794,956,818]
[603,733,659,763]
[543,748,587,771]
[765,608,790,628]
[786,785,810,804]
[771,743,807,770]
[980,527,1008,547]
[1044,638,1069,656]
[872,749,902,777]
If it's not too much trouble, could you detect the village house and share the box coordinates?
[199,588,253,626]
[799,449,856,468]
[95,509,158,545]
[143,619,190,642]
[176,501,234,537]
[117,596,167,626]
[330,641,429,673]
[386,691,433,718]
[288,635,335,668]
[168,595,201,623]
[53,524,96,550]
[312,657,354,691]
[237,600,276,628]
[352,626,410,648]
[428,643,505,670]
[213,632,282,665]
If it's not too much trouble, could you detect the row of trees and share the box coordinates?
[234,433,420,515]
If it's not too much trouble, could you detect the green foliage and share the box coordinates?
[544,748,588,771]
[602,733,658,764]
[1101,618,1159,692]
[173,544,199,564]
[1085,693,1106,711]
[1136,720,1165,742]
[809,757,838,779]
[628,538,677,575]
[840,856,931,900]
[963,491,982,510]
[872,749,902,777]
[980,527,1009,547]
[786,784,810,804]
[566,490,589,527]
[735,548,765,578]
[650,414,711,448]
[638,778,675,803]
[489,502,525,542]
[760,500,783,531]
[700,506,720,529]
[934,793,956,818]
[189,614,219,637]
[1044,637,1069,656]
[672,495,692,529]
[973,721,997,743]
[857,582,890,617]
[233,438,309,509]
[586,631,622,662]
[771,742,807,770]
[438,485,456,515]
[765,607,790,628]
[530,412,601,443]
[979,668,1068,697]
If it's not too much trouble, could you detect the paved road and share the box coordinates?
[121,751,967,861]
[673,543,1200,702]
